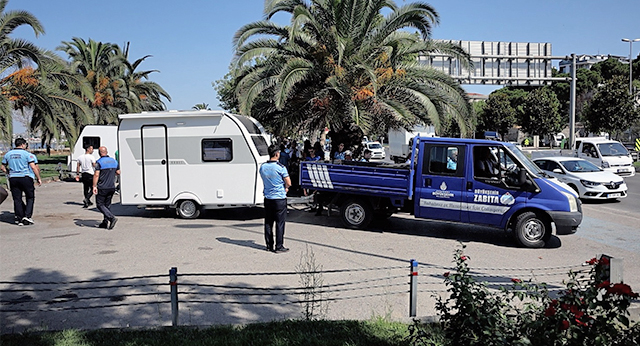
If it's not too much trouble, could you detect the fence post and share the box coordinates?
[598,254,624,283]
[409,259,418,317]
[169,267,179,326]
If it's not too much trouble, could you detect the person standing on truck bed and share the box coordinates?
[260,144,292,253]
[75,145,96,208]
[92,146,120,230]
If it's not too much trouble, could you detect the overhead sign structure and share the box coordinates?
[420,40,564,86]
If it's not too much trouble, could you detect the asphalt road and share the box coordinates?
[1,177,639,333]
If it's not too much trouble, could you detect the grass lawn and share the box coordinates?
[1,154,68,186]
[0,319,415,346]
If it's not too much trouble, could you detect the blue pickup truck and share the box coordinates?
[300,136,582,248]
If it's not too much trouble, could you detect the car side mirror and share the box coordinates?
[552,168,563,174]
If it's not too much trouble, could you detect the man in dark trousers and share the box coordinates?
[259,144,292,253]
[1,138,42,226]
[75,145,96,208]
[92,146,120,229]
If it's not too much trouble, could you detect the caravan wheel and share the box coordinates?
[177,200,201,219]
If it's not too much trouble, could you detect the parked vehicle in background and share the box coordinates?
[533,157,627,200]
[388,124,436,163]
[67,125,118,173]
[573,138,635,177]
[365,141,385,159]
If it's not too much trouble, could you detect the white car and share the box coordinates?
[533,157,627,200]
[365,141,385,159]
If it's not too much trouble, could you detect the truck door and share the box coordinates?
[141,125,169,200]
[465,145,528,227]
[414,143,466,222]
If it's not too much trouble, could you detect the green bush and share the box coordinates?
[409,244,640,346]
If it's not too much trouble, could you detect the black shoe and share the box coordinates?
[87,201,93,206]
[83,204,89,208]
[274,247,289,253]
[108,217,118,230]
[266,246,274,252]
[98,222,108,229]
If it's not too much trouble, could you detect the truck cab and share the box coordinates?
[413,138,582,247]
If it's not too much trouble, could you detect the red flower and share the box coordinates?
[560,320,570,330]
[544,306,556,317]
[607,283,639,298]
[460,256,468,261]
[511,278,522,283]
[550,299,558,307]
[443,272,450,277]
[586,257,598,265]
[575,318,587,327]
[574,310,584,319]
[596,280,610,289]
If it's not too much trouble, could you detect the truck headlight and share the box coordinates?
[580,179,601,187]
[602,161,610,168]
[561,192,578,213]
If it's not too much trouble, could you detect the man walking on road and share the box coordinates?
[259,144,292,253]
[75,145,96,208]
[93,146,120,229]
[1,138,42,226]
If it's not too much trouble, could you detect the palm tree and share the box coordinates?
[192,103,210,110]
[0,0,45,141]
[57,38,170,125]
[230,0,474,138]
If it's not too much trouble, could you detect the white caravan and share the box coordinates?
[67,125,118,173]
[118,110,271,218]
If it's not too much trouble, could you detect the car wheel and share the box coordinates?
[177,199,201,219]
[514,211,549,248]
[340,198,373,229]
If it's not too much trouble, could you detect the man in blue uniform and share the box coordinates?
[259,144,292,253]
[92,146,120,229]
[1,138,42,226]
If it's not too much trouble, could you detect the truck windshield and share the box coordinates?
[597,142,629,157]
[505,143,543,175]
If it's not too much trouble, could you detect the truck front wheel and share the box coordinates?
[514,212,550,248]
[177,199,201,219]
[340,199,373,229]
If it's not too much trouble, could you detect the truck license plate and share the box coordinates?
[608,193,621,198]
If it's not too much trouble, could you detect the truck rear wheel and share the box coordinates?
[340,199,373,229]
[177,199,201,219]
[514,212,549,248]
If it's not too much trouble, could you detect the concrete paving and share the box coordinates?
[1,180,639,333]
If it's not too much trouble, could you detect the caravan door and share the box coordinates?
[141,125,169,200]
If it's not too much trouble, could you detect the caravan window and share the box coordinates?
[252,136,269,156]
[230,115,262,134]
[82,136,100,150]
[202,139,233,162]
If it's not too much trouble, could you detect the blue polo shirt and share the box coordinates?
[260,160,289,200]
[2,148,38,179]
[95,156,119,189]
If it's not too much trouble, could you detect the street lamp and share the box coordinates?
[621,38,640,95]
[622,38,639,141]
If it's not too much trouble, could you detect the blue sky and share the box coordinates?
[8,0,640,111]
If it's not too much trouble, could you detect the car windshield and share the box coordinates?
[560,160,601,172]
[368,143,382,149]
[505,143,543,175]
[597,142,629,156]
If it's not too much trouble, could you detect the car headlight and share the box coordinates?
[602,161,610,168]
[580,179,601,187]
[561,192,578,213]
